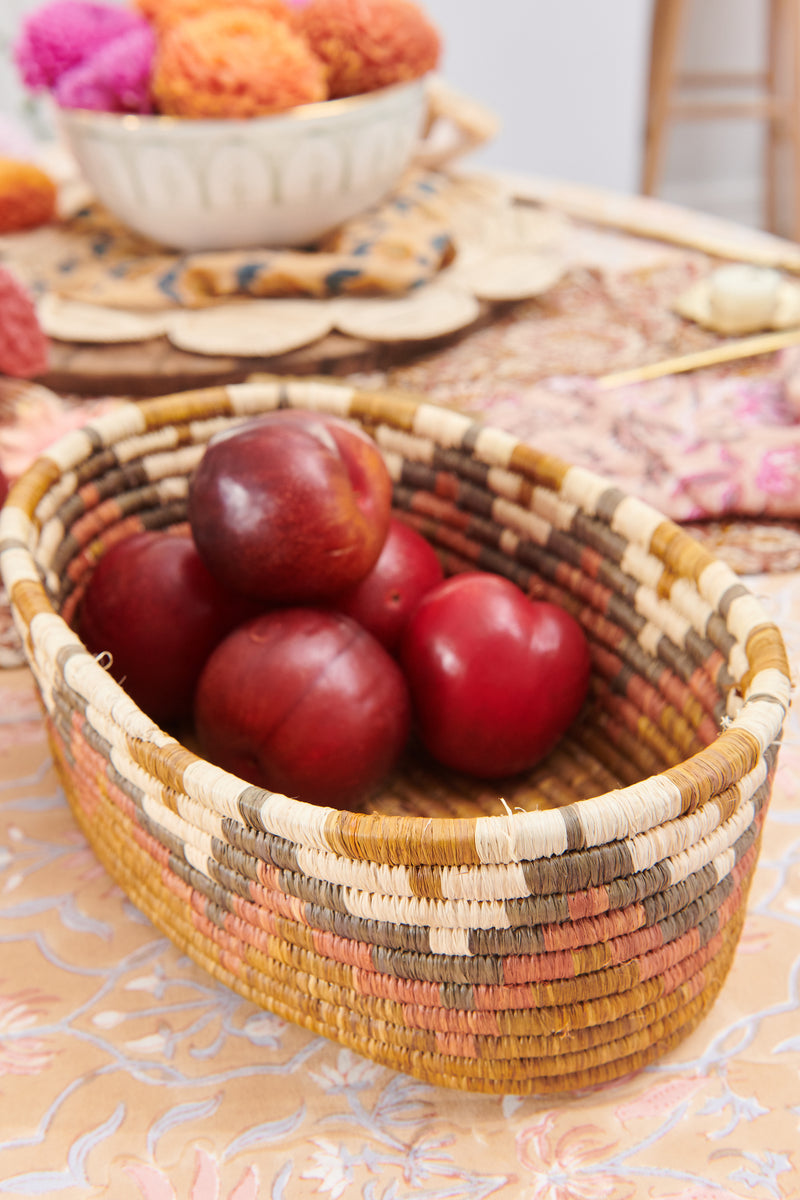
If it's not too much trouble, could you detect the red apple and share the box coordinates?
[194,608,411,807]
[78,530,259,726]
[188,410,393,604]
[332,517,444,652]
[400,571,591,778]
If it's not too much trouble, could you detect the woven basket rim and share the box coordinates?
[0,379,791,863]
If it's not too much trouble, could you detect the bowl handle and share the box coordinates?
[415,76,500,170]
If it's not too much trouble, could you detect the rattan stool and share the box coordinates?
[642,0,800,239]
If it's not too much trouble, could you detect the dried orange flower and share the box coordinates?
[296,0,441,98]
[134,0,292,32]
[151,8,328,117]
[0,159,57,233]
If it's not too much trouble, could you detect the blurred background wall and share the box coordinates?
[0,0,777,232]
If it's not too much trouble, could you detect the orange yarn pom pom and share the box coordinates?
[151,9,328,117]
[296,0,441,98]
[0,159,57,234]
[134,0,292,32]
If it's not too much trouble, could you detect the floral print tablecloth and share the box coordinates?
[1,189,800,1196]
[0,568,798,1197]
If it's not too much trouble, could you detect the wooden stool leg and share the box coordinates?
[789,0,800,241]
[764,0,781,233]
[641,0,690,196]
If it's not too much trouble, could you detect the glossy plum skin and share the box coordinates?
[78,530,259,726]
[400,571,592,778]
[332,517,444,653]
[188,410,393,604]
[194,608,411,808]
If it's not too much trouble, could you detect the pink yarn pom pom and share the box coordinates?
[55,25,157,114]
[14,0,144,91]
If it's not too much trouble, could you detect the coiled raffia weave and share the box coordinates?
[0,379,791,1094]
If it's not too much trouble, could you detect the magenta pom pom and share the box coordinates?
[55,24,157,114]
[14,0,144,91]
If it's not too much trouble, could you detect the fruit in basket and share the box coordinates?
[151,9,328,117]
[332,516,443,652]
[400,571,591,777]
[295,0,441,98]
[194,608,411,806]
[78,530,259,725]
[188,410,393,604]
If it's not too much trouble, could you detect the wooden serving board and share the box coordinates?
[38,308,498,397]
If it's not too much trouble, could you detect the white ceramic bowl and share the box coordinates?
[57,78,428,252]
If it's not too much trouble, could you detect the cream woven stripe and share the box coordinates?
[34,471,78,526]
[86,694,173,754]
[726,593,776,643]
[475,808,567,863]
[188,415,242,444]
[626,759,766,874]
[747,668,792,709]
[491,496,551,545]
[140,446,204,483]
[0,506,33,547]
[619,542,665,592]
[174,791,226,841]
[294,845,533,904]
[634,586,692,647]
[531,486,579,532]
[428,927,472,956]
[412,405,473,450]
[227,379,356,416]
[84,401,148,446]
[182,760,251,822]
[668,577,715,637]
[638,621,665,659]
[471,425,518,468]
[42,428,97,473]
[698,559,742,610]
[559,466,610,516]
[711,846,736,885]
[610,495,666,550]
[665,799,756,887]
[728,697,786,749]
[375,426,435,466]
[380,451,404,483]
[728,642,751,683]
[37,517,66,573]
[1,545,42,591]
[295,846,418,900]
[339,886,511,932]
[499,528,521,558]
[114,426,180,463]
[486,465,525,502]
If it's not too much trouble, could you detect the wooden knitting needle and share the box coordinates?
[596,325,800,389]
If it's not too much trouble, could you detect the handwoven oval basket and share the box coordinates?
[0,379,791,1095]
